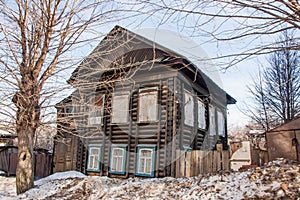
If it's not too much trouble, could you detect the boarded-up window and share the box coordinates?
[184,91,194,126]
[217,110,225,137]
[110,146,126,174]
[111,92,130,124]
[136,146,155,177]
[138,87,158,122]
[87,145,101,172]
[197,99,206,129]
[209,106,216,135]
[88,94,105,126]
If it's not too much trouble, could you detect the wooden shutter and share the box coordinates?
[197,99,206,129]
[138,87,158,122]
[184,91,194,126]
[111,92,130,124]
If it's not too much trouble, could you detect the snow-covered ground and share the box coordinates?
[0,159,299,199]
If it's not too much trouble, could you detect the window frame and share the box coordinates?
[86,144,102,172]
[135,145,156,177]
[88,94,105,126]
[209,105,216,136]
[217,110,226,137]
[184,90,194,126]
[109,145,127,175]
[138,87,158,123]
[111,91,130,124]
[197,98,206,130]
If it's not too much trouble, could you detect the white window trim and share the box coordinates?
[109,145,126,174]
[87,145,101,172]
[136,145,156,177]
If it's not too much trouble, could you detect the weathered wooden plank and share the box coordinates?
[175,150,181,178]
[185,151,191,177]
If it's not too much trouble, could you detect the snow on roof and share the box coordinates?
[248,130,265,135]
[132,27,223,87]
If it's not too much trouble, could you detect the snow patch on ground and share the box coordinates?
[0,159,299,199]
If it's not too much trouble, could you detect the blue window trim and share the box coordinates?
[135,145,156,177]
[109,145,127,175]
[86,144,102,172]
[183,145,192,151]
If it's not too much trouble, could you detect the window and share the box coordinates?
[184,91,194,126]
[138,87,158,122]
[88,94,105,126]
[87,145,101,172]
[111,92,130,124]
[136,146,156,177]
[109,145,126,174]
[197,99,206,129]
[209,106,216,135]
[65,105,73,117]
[217,110,225,137]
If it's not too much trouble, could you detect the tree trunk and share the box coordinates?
[16,128,35,194]
[13,91,39,194]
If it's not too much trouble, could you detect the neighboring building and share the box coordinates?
[0,131,52,177]
[53,26,236,178]
[266,118,300,162]
[230,141,251,171]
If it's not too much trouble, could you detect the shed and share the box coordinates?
[266,118,300,162]
[53,26,236,178]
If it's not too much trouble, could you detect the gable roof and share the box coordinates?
[69,25,236,105]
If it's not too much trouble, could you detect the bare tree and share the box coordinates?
[246,30,300,130]
[139,0,300,67]
[246,70,272,130]
[0,0,134,194]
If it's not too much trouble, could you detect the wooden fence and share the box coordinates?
[175,148,230,178]
[0,146,52,178]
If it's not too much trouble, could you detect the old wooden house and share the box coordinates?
[266,118,300,162]
[53,26,236,178]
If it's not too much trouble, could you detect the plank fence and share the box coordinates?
[175,147,230,178]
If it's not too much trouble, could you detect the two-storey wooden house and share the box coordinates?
[52,26,236,178]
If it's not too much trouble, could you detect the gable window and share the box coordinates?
[88,94,105,126]
[109,145,127,174]
[111,92,130,124]
[87,145,101,172]
[138,87,158,122]
[197,99,206,130]
[136,145,156,177]
[184,91,194,126]
[217,110,225,137]
[209,106,216,135]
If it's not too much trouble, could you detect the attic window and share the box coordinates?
[138,87,158,123]
[217,110,225,137]
[184,91,194,126]
[88,94,105,126]
[111,92,130,124]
